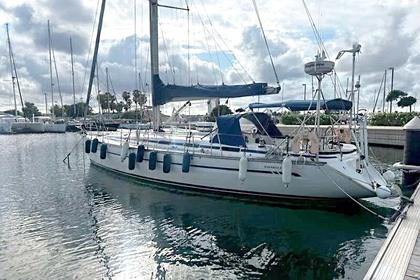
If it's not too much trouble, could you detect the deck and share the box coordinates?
[364,184,420,279]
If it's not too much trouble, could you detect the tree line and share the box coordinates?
[2,89,148,119]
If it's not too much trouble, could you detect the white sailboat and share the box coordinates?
[5,23,44,134]
[84,0,400,202]
[42,20,66,133]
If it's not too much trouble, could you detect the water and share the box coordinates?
[0,134,404,279]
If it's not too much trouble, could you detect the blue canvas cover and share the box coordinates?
[152,75,276,106]
[211,115,246,147]
[249,98,352,111]
[243,112,283,138]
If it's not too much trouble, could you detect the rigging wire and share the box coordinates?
[251,0,280,87]
[202,21,219,85]
[192,0,254,84]
[197,0,223,84]
[159,22,175,84]
[373,71,385,113]
[302,0,348,99]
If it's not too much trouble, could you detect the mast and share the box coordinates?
[96,63,102,120]
[150,0,160,130]
[6,23,25,119]
[85,0,106,118]
[6,24,18,120]
[44,93,48,115]
[383,69,387,113]
[70,38,76,117]
[48,20,55,119]
[106,67,110,114]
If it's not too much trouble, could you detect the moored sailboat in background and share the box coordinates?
[5,23,44,134]
[43,20,66,133]
[83,0,400,203]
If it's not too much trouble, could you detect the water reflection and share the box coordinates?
[0,134,400,279]
[85,167,391,279]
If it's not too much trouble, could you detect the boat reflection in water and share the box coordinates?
[85,167,393,279]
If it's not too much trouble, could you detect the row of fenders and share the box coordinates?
[85,139,192,173]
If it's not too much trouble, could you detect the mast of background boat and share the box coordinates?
[106,67,110,114]
[48,20,55,120]
[6,23,25,120]
[336,43,361,130]
[70,38,76,117]
[85,0,106,119]
[6,23,18,121]
[95,63,102,122]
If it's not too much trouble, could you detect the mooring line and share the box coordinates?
[317,165,388,221]
[63,135,85,165]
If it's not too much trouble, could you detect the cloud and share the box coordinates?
[0,0,419,114]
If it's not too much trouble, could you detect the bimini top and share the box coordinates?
[249,98,352,111]
[152,75,279,106]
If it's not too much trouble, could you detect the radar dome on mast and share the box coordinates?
[304,50,335,76]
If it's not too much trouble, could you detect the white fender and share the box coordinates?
[376,185,392,199]
[239,155,248,182]
[282,155,292,185]
[383,170,395,182]
[120,141,129,162]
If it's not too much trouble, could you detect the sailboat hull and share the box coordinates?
[44,123,66,133]
[0,123,12,134]
[11,122,44,133]
[88,140,378,200]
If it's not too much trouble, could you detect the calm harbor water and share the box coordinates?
[0,133,404,279]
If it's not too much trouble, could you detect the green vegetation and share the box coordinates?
[368,112,420,126]
[205,104,233,122]
[397,96,417,112]
[385,89,417,112]
[281,112,340,125]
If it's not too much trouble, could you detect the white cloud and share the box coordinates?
[0,0,419,115]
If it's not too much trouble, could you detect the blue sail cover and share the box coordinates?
[249,98,352,111]
[152,75,276,106]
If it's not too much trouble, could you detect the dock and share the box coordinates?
[364,184,420,279]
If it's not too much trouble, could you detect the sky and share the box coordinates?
[0,0,419,116]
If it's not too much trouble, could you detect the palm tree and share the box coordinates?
[122,91,132,111]
[386,90,407,112]
[132,89,148,121]
[98,92,116,114]
[397,96,417,112]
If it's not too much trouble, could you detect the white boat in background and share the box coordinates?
[83,0,400,203]
[195,121,215,132]
[0,114,44,134]
[0,115,12,134]
[34,116,66,133]
[5,24,44,134]
[0,123,12,134]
